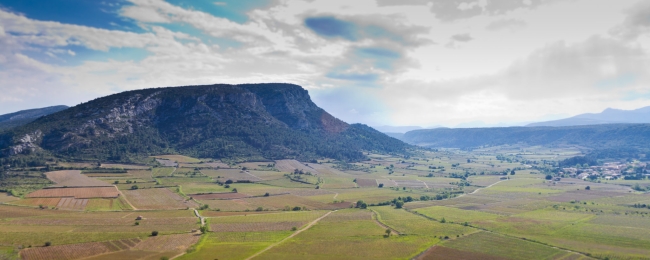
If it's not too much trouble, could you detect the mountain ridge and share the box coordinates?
[0,105,69,132]
[527,106,650,127]
[0,83,410,162]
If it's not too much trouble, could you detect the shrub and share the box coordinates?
[264,192,270,197]
[151,231,159,236]
[378,183,384,188]
[131,185,139,190]
[44,242,51,247]
[291,226,297,231]
[292,206,302,211]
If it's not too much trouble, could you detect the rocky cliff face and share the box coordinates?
[1,83,407,162]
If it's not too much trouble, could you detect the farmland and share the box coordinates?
[1,147,650,259]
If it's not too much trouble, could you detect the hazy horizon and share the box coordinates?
[1,0,650,126]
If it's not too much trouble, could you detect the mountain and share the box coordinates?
[0,105,69,132]
[400,124,650,151]
[527,106,650,127]
[371,125,423,133]
[0,83,410,162]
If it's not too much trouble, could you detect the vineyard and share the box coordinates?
[45,171,113,187]
[211,221,304,232]
[122,188,196,210]
[20,238,141,260]
[26,187,120,199]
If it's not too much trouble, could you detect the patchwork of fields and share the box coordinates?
[1,149,649,259]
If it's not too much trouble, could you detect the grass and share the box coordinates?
[85,197,133,211]
[372,206,475,237]
[414,206,501,223]
[253,209,436,260]
[443,231,581,259]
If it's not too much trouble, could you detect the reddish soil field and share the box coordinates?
[133,233,200,252]
[20,238,140,260]
[56,198,88,210]
[211,221,305,232]
[190,192,250,200]
[26,187,120,199]
[416,246,507,260]
[356,178,378,187]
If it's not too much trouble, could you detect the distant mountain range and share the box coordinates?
[0,84,410,162]
[371,125,423,133]
[399,124,650,151]
[527,106,650,127]
[0,105,68,132]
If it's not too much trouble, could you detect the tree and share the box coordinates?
[131,185,139,190]
[585,186,590,190]
[256,207,264,211]
[44,241,52,247]
[356,200,367,209]
[510,170,516,175]
[385,229,391,238]
[545,175,553,180]
[200,225,208,234]
[114,180,119,184]
[440,218,446,223]
[378,183,384,188]
[232,188,238,193]
[264,192,270,197]
[151,231,159,236]
[225,179,233,184]
[394,201,404,209]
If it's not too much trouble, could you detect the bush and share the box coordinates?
[44,241,51,247]
[151,231,159,236]
[131,185,139,190]
[585,186,591,190]
[394,201,404,209]
[378,183,384,188]
[292,206,302,211]
[545,175,553,180]
[264,192,270,197]
[225,179,233,184]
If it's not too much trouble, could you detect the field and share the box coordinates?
[45,170,113,187]
[3,147,650,259]
[26,187,120,199]
[122,188,197,210]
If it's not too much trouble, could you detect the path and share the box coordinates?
[333,192,339,199]
[469,179,507,195]
[194,208,205,226]
[371,211,399,235]
[117,189,137,210]
[246,211,334,260]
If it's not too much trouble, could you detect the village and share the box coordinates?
[561,161,649,180]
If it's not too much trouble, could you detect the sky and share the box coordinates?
[1,0,650,128]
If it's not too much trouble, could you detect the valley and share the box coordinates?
[0,145,648,260]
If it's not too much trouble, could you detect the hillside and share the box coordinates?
[0,83,410,162]
[0,105,68,132]
[401,124,650,150]
[527,106,650,127]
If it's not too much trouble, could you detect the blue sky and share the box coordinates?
[1,0,650,127]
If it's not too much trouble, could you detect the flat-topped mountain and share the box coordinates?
[0,105,69,132]
[0,83,409,162]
